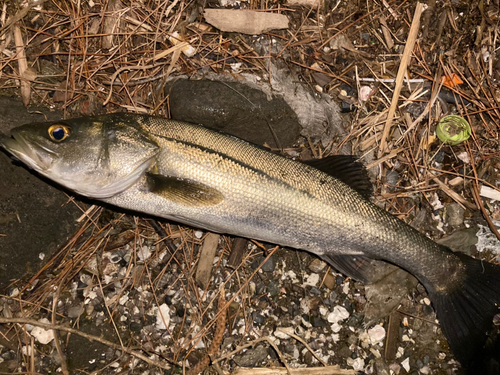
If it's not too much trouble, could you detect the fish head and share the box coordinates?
[0,116,160,198]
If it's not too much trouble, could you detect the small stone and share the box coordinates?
[352,357,365,371]
[308,258,327,273]
[389,363,401,374]
[420,366,430,374]
[337,345,352,359]
[233,345,269,367]
[129,322,142,333]
[311,316,328,328]
[309,286,322,295]
[329,291,338,303]
[445,203,465,227]
[268,280,280,297]
[386,170,399,187]
[323,272,336,290]
[255,282,266,295]
[261,255,276,272]
[434,151,445,163]
[254,314,265,324]
[274,327,293,339]
[67,304,84,319]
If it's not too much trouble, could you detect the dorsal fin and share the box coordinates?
[303,155,373,198]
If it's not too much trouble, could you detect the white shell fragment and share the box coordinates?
[156,304,171,330]
[401,357,410,372]
[304,273,319,287]
[348,357,365,371]
[327,305,350,324]
[31,318,54,344]
[204,9,288,35]
[368,325,386,344]
[274,327,294,339]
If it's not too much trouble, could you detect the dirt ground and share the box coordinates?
[1,0,500,374]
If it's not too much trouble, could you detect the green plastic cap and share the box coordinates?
[436,115,471,145]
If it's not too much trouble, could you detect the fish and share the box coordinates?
[1,112,500,373]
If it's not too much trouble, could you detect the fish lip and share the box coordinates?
[0,130,56,171]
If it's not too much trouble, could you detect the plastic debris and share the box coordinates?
[436,115,471,145]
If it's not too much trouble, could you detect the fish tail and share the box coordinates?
[428,252,500,373]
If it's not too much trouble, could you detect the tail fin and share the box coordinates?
[428,253,500,373]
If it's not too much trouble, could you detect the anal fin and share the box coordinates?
[320,253,393,284]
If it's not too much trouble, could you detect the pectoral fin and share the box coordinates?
[146,173,224,207]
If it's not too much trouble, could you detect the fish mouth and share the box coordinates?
[0,131,56,172]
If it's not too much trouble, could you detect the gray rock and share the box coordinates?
[268,280,280,297]
[364,267,418,324]
[67,304,84,319]
[386,170,399,187]
[261,255,276,272]
[311,316,328,327]
[166,79,300,148]
[437,227,478,255]
[233,345,269,367]
[445,203,465,227]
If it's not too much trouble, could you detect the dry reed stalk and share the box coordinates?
[379,2,425,154]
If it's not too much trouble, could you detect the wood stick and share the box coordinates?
[379,3,425,154]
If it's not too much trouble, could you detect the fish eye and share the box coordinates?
[48,124,71,142]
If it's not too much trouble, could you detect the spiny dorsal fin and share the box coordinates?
[304,155,372,198]
[146,173,224,207]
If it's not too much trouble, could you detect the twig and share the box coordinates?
[431,176,476,211]
[51,291,69,375]
[379,2,425,154]
[0,317,173,370]
[466,143,500,241]
[213,336,292,375]
[13,25,31,106]
[275,327,327,366]
[234,367,356,375]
